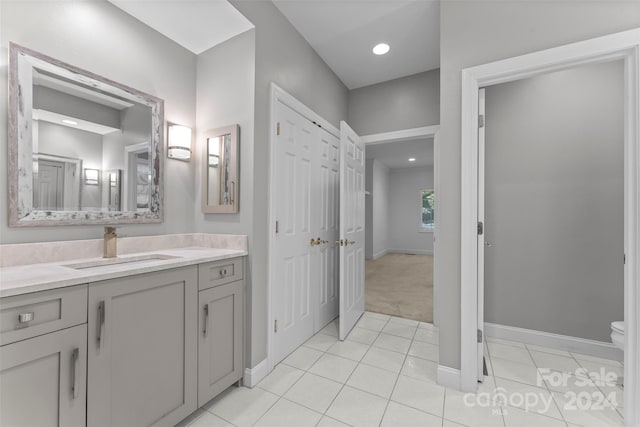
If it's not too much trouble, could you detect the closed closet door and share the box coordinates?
[272,101,316,365]
[272,101,340,365]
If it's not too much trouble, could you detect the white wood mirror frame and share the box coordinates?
[202,125,239,214]
[8,42,164,227]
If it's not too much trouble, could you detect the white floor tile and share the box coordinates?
[345,327,380,345]
[303,333,338,352]
[493,377,563,420]
[346,363,398,398]
[373,333,412,354]
[361,346,407,373]
[391,374,445,417]
[326,386,388,427]
[401,355,438,382]
[491,357,541,386]
[382,322,417,339]
[356,316,388,332]
[502,406,566,427]
[541,372,597,394]
[486,336,526,348]
[388,316,420,327]
[317,416,351,427]
[442,420,468,427]
[381,401,443,427]
[529,350,581,374]
[488,342,534,364]
[575,358,623,379]
[444,388,506,427]
[408,340,439,362]
[414,328,440,344]
[419,321,437,330]
[327,340,370,361]
[205,386,278,427]
[320,320,340,337]
[282,346,324,371]
[553,390,623,427]
[283,372,342,413]
[571,352,622,367]
[526,344,571,357]
[187,411,233,427]
[257,364,305,396]
[254,398,322,427]
[309,353,358,383]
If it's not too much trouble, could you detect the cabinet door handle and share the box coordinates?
[71,348,79,399]
[97,301,105,348]
[203,304,209,337]
[18,311,35,323]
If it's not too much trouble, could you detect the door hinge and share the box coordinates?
[274,319,278,333]
[275,220,279,234]
[624,254,626,264]
[477,221,483,235]
[478,115,485,128]
[477,329,483,343]
[276,122,280,136]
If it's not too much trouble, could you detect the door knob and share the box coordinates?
[485,241,492,247]
[310,238,317,247]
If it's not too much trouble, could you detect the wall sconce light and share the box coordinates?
[84,168,100,185]
[167,124,192,161]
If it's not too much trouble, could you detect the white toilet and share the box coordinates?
[611,321,625,350]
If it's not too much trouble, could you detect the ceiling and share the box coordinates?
[273,0,440,89]
[366,138,434,169]
[108,0,254,54]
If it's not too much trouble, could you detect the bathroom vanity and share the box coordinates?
[0,234,247,427]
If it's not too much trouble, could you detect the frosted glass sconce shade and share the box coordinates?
[168,124,192,161]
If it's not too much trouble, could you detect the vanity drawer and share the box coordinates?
[0,285,87,346]
[198,257,244,291]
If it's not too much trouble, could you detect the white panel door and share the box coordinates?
[477,88,486,381]
[36,160,64,210]
[338,121,365,340]
[315,128,340,331]
[272,101,316,364]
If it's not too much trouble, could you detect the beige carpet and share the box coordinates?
[365,253,433,323]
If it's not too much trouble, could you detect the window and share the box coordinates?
[421,189,435,231]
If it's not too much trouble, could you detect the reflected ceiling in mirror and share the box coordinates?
[8,43,164,226]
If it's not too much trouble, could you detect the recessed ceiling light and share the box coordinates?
[62,119,78,125]
[408,158,416,162]
[372,43,390,55]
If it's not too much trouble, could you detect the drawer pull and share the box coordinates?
[219,268,228,277]
[97,301,105,348]
[203,304,209,337]
[71,348,79,399]
[18,312,35,323]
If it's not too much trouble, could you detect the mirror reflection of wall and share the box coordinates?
[31,69,152,213]
[207,136,221,205]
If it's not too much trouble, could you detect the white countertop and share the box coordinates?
[0,246,247,298]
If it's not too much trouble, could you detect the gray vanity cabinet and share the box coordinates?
[0,324,87,427]
[197,260,244,407]
[87,267,198,427]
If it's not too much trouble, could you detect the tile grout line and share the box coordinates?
[377,321,419,427]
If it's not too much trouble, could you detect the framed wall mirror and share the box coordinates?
[202,125,239,214]
[8,43,164,227]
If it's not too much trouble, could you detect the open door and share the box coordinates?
[338,121,365,340]
[477,88,486,381]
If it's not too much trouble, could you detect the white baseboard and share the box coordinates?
[388,248,433,256]
[243,359,268,388]
[372,249,388,260]
[437,365,461,390]
[484,323,623,362]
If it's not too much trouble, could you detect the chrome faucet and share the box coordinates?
[103,227,117,258]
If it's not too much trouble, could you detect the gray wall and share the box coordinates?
[348,69,439,136]
[439,0,640,370]
[0,0,197,243]
[484,60,624,342]
[229,0,349,368]
[371,160,390,259]
[34,86,121,129]
[388,167,434,255]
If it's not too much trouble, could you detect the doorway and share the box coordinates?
[459,28,640,426]
[364,136,435,323]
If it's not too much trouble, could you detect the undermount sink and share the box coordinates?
[64,254,181,270]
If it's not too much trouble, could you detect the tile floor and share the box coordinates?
[183,312,624,427]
